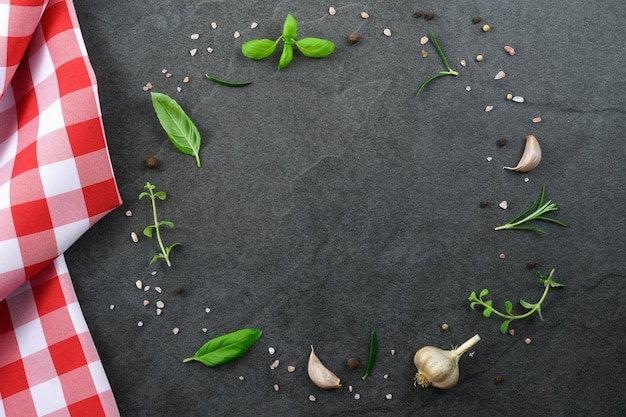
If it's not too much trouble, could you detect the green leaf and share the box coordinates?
[278,44,293,70]
[154,191,167,200]
[150,92,202,167]
[138,191,150,200]
[149,254,161,265]
[183,328,263,366]
[469,301,478,310]
[500,320,511,334]
[519,299,534,309]
[295,37,335,58]
[282,14,297,40]
[483,308,493,318]
[504,300,513,314]
[479,289,489,298]
[362,330,377,380]
[241,39,278,60]
[469,291,477,301]
[160,220,174,229]
[143,225,155,238]
[205,74,252,87]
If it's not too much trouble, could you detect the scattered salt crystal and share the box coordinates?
[468,351,475,357]
[494,70,506,80]
[360,11,369,19]
[383,28,391,37]
[273,384,280,392]
[172,327,179,335]
[143,300,150,306]
[205,307,211,314]
[125,210,133,217]
[110,305,115,310]
[156,309,162,315]
[190,49,198,56]
[151,271,157,276]
[525,338,532,345]
[390,349,395,356]
[165,72,173,78]
[508,329,515,336]
[211,22,217,29]
[308,395,316,402]
[156,300,165,308]
[239,376,245,380]
[135,280,143,289]
[460,59,467,67]
[328,7,336,15]
[348,386,353,392]
[155,287,162,293]
[268,347,275,355]
[233,31,240,39]
[202,328,208,332]
[499,201,508,210]
[384,374,389,379]
[485,105,494,112]
[270,360,280,369]
[144,286,150,291]
[142,83,152,92]
[190,33,199,40]
[499,253,506,259]
[287,366,296,372]
[207,47,214,53]
[386,394,393,400]
[251,22,258,29]
[182,76,190,83]
[130,232,139,243]
[420,36,429,45]
[503,45,515,56]
[512,96,524,103]
[137,321,144,327]
[354,393,361,400]
[176,87,182,93]
[487,156,493,161]
[466,86,472,92]
[524,177,530,182]
[532,116,542,123]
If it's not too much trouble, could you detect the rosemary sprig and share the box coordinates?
[495,184,568,234]
[416,31,459,97]
[469,269,564,334]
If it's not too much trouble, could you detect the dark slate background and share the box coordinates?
[67,1,626,416]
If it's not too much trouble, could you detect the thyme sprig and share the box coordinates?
[139,182,180,267]
[495,184,568,234]
[416,31,459,96]
[469,269,563,334]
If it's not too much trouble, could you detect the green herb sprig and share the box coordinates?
[139,182,180,267]
[469,269,563,334]
[150,92,202,167]
[205,74,252,87]
[416,31,458,96]
[183,328,263,366]
[361,330,377,380]
[242,14,335,70]
[495,185,568,234]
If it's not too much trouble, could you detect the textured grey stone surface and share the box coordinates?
[68,1,626,416]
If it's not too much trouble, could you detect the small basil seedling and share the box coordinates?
[242,14,335,70]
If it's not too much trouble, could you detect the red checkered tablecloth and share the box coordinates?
[1,0,121,415]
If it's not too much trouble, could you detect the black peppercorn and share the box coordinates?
[415,10,423,18]
[347,357,360,369]
[497,138,507,147]
[426,11,435,20]
[146,156,158,169]
[175,286,184,294]
[495,375,503,384]
[473,16,482,24]
[527,260,537,269]
[347,33,360,45]
[480,199,490,208]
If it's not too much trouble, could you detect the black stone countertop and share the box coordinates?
[68,1,626,416]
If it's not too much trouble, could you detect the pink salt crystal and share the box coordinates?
[503,45,515,56]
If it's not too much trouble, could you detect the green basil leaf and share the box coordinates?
[241,39,278,60]
[282,14,297,40]
[183,328,263,366]
[150,92,202,167]
[278,44,293,70]
[295,37,335,58]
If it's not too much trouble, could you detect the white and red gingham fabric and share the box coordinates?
[0,0,121,415]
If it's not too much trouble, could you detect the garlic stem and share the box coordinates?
[454,334,481,356]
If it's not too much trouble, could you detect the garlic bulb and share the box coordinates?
[308,346,341,389]
[413,334,480,389]
[504,134,542,172]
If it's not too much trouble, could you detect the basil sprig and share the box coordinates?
[242,14,334,70]
[150,92,202,167]
[183,328,263,366]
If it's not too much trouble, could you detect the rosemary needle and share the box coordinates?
[205,74,252,87]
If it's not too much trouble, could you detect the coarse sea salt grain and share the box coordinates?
[125,210,133,217]
[207,47,214,53]
[233,31,240,39]
[328,6,336,15]
[155,287,162,293]
[135,280,142,290]
[354,393,361,400]
[487,156,493,161]
[110,305,115,310]
[211,22,217,29]
[268,347,276,355]
[309,395,316,402]
[386,394,393,400]
[156,301,164,308]
[383,28,391,37]
[130,232,139,243]
[202,328,208,332]
[499,201,508,210]
[172,328,180,335]
[251,22,258,29]
[466,86,472,92]
[190,49,198,56]
[205,307,211,314]
[190,33,199,40]
[494,70,506,80]
[137,321,144,327]
[420,36,429,45]
[512,96,524,103]
[156,309,162,315]
[360,11,369,19]
[485,105,494,112]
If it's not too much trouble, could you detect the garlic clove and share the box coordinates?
[413,334,480,389]
[308,346,342,389]
[503,134,542,172]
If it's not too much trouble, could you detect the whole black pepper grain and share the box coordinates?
[146,156,158,169]
[527,260,537,269]
[495,375,503,384]
[480,199,490,208]
[347,357,360,369]
[426,11,435,20]
[473,16,482,24]
[497,138,508,147]
[347,33,360,45]
[175,286,184,294]
[415,10,423,18]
